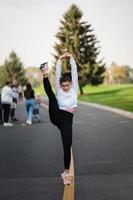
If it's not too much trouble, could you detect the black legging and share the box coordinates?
[43,77,73,170]
[2,104,11,123]
[0,109,3,123]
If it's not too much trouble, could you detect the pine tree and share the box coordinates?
[53,4,105,94]
[3,50,27,85]
[0,65,6,88]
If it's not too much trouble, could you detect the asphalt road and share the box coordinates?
[0,101,133,200]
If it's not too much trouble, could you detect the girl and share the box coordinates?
[41,52,78,185]
[24,83,35,125]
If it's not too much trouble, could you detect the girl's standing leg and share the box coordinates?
[61,124,72,170]
[60,111,73,185]
[60,110,73,170]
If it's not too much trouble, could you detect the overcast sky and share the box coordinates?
[0,0,133,68]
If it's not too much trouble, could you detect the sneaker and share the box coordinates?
[40,62,49,77]
[3,122,8,127]
[7,122,13,126]
[28,121,32,125]
[3,122,13,127]
[26,120,29,125]
[61,171,73,185]
[26,120,32,125]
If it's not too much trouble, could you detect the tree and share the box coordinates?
[3,50,27,85]
[103,63,132,85]
[0,65,6,88]
[111,63,129,84]
[53,4,105,94]
[25,66,42,87]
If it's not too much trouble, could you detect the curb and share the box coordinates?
[79,101,133,120]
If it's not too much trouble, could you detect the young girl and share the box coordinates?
[41,52,78,185]
[24,83,35,125]
[33,94,41,122]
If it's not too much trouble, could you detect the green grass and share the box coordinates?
[34,83,133,112]
[34,84,45,96]
[78,84,133,112]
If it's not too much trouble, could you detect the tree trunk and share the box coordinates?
[79,85,84,95]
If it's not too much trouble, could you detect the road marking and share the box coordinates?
[63,149,74,200]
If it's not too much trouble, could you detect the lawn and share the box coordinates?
[34,84,45,96]
[78,84,133,112]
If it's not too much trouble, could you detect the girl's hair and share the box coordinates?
[26,83,32,90]
[24,83,32,98]
[60,72,72,85]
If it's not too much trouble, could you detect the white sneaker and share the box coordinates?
[7,122,13,126]
[3,122,13,127]
[3,122,8,127]
[26,120,32,125]
[26,120,29,124]
[28,121,32,125]
[61,171,73,185]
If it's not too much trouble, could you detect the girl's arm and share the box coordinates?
[55,54,66,91]
[69,56,78,91]
[55,59,62,91]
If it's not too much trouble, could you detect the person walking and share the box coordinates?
[1,81,18,127]
[24,83,35,125]
[18,84,23,101]
[40,52,78,185]
[10,80,19,122]
[0,92,3,124]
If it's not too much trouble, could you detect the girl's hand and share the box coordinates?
[59,54,66,60]
[64,52,72,58]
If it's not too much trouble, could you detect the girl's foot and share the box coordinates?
[40,63,49,77]
[61,171,73,185]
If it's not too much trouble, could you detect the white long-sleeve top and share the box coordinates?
[55,57,78,112]
[1,85,18,105]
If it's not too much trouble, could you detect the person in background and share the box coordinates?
[33,93,41,122]
[41,52,78,185]
[1,81,18,127]
[18,84,23,101]
[10,80,19,122]
[0,92,3,124]
[24,83,35,125]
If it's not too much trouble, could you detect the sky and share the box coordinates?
[0,0,133,68]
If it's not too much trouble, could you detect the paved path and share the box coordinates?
[0,101,133,200]
[74,103,133,200]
